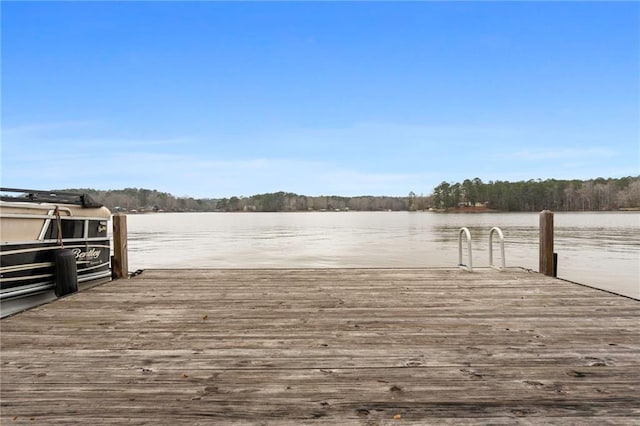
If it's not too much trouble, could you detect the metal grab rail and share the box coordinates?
[489,227,506,271]
[458,227,473,272]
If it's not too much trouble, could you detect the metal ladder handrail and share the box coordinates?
[458,227,473,272]
[489,227,506,271]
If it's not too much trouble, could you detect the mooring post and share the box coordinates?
[539,210,554,277]
[112,213,129,279]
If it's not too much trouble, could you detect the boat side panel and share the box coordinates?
[0,216,44,241]
[1,199,112,316]
[0,240,111,291]
[0,202,111,219]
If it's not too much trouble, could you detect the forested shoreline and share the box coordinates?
[65,176,639,213]
[431,176,640,212]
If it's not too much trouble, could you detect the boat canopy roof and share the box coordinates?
[0,188,104,208]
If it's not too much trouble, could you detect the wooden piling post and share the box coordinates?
[539,210,554,277]
[112,214,128,279]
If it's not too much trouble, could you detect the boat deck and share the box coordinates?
[1,268,639,424]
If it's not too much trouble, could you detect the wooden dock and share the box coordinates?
[1,268,639,424]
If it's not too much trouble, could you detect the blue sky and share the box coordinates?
[2,2,639,198]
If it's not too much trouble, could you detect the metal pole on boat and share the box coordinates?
[112,214,129,279]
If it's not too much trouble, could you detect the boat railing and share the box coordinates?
[0,187,103,208]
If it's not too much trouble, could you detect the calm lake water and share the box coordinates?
[124,211,639,299]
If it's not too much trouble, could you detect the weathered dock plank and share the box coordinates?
[1,268,639,424]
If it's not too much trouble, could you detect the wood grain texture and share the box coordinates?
[111,214,128,280]
[539,210,554,276]
[1,268,638,424]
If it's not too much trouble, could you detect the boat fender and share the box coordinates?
[54,249,78,297]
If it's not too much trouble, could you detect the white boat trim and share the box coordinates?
[1,261,54,274]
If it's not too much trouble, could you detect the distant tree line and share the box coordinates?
[64,176,639,213]
[63,188,218,212]
[432,176,640,211]
[214,192,408,212]
[64,188,408,212]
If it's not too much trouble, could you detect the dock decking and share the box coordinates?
[1,268,639,424]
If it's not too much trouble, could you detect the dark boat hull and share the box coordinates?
[0,240,111,317]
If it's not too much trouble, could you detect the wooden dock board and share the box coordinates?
[1,268,639,424]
